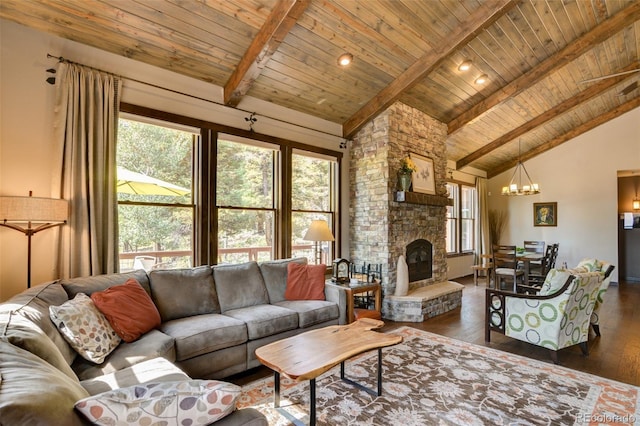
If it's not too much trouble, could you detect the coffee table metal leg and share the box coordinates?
[339,348,383,396]
[310,378,316,425]
[274,371,280,408]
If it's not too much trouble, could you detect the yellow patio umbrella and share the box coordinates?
[117,167,190,196]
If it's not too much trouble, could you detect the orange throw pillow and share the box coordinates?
[91,278,161,343]
[284,263,326,301]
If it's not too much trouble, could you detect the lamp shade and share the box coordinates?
[0,196,68,223]
[633,198,640,210]
[303,220,335,242]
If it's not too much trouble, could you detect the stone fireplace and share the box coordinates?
[349,102,462,320]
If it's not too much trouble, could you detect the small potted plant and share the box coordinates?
[398,157,416,191]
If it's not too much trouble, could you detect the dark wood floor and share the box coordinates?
[230,275,640,387]
[382,275,640,387]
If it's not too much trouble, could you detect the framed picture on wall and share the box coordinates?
[533,202,557,227]
[409,153,436,195]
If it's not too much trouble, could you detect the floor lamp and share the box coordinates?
[303,219,335,265]
[0,193,68,288]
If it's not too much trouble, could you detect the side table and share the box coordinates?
[326,280,381,324]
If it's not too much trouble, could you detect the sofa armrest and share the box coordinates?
[324,281,349,325]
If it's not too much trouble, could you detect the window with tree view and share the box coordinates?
[291,151,337,265]
[117,118,195,272]
[446,182,476,254]
[216,136,276,263]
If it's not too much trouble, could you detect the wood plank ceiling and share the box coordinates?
[1,0,639,177]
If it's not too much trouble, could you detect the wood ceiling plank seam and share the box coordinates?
[342,0,518,138]
[224,0,310,106]
[623,23,640,63]
[0,2,230,84]
[501,6,543,67]
[541,0,576,49]
[514,1,557,61]
[447,1,640,135]
[558,0,586,41]
[590,0,610,23]
[297,5,412,76]
[115,0,254,61]
[196,0,278,29]
[487,95,640,178]
[321,0,423,62]
[464,30,519,85]
[55,0,242,70]
[371,0,442,52]
[574,0,598,31]
[481,20,535,78]
[142,0,258,48]
[414,72,478,111]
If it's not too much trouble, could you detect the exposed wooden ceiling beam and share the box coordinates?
[487,96,640,178]
[456,62,640,169]
[341,0,516,139]
[448,2,640,136]
[224,0,309,107]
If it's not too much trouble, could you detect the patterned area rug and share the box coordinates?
[238,327,640,425]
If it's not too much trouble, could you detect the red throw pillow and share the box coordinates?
[284,263,326,301]
[91,278,161,343]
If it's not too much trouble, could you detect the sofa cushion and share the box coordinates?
[76,380,240,426]
[49,293,122,364]
[61,270,151,298]
[259,257,307,303]
[223,304,298,340]
[274,300,340,328]
[2,281,77,365]
[72,329,175,381]
[0,311,78,380]
[80,357,190,395]
[161,314,248,361]
[149,266,220,321]
[285,262,326,301]
[0,340,89,426]
[91,278,161,342]
[214,262,269,312]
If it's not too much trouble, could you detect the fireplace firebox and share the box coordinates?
[406,239,433,283]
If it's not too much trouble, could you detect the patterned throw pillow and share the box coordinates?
[576,258,603,272]
[74,380,240,425]
[538,269,572,296]
[49,293,121,364]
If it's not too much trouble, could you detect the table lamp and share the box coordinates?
[0,192,68,288]
[303,219,334,264]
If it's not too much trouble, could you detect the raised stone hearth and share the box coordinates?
[383,281,464,322]
[349,102,461,320]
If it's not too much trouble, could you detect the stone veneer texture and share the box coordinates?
[350,102,449,297]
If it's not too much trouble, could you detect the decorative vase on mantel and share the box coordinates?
[397,172,412,191]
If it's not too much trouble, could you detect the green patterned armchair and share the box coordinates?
[485,268,605,364]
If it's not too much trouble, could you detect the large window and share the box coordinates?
[116,118,196,271]
[116,105,341,270]
[446,182,476,255]
[291,151,338,264]
[216,136,277,263]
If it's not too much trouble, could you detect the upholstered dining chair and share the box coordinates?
[492,245,524,291]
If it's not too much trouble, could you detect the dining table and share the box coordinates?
[516,251,545,287]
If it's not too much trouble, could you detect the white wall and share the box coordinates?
[0,20,346,300]
[487,108,640,283]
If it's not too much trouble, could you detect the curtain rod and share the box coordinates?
[46,54,346,142]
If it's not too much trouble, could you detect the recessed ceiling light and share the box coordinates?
[337,53,353,67]
[475,74,488,85]
[458,60,472,71]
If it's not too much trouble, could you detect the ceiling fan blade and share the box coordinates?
[579,69,640,84]
[619,82,638,96]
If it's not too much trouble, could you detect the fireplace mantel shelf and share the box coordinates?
[394,191,454,206]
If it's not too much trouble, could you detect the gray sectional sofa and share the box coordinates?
[0,257,348,425]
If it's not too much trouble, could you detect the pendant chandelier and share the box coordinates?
[501,140,540,196]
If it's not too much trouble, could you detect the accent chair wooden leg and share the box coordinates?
[549,349,559,364]
[591,323,601,337]
[579,342,589,357]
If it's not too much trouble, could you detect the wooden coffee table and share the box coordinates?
[255,318,402,425]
